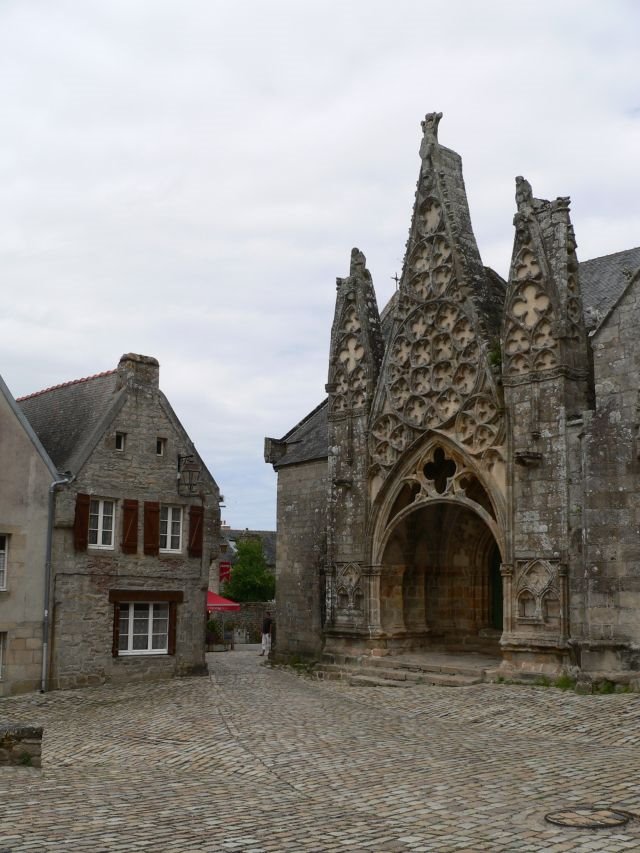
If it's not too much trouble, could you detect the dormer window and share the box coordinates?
[156,438,166,456]
[115,432,126,452]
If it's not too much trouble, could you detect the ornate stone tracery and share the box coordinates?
[515,559,562,628]
[368,116,504,480]
[330,299,369,415]
[335,562,364,615]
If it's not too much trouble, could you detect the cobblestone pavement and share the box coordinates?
[2,647,640,852]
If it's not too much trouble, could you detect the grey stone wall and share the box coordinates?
[274,460,327,660]
[0,389,54,697]
[49,386,220,689]
[578,276,640,668]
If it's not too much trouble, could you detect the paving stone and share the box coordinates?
[1,646,640,851]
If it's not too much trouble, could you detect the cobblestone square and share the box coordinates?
[1,647,640,852]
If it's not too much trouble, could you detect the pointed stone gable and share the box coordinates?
[369,113,504,483]
[326,249,384,577]
[327,248,384,418]
[503,177,590,382]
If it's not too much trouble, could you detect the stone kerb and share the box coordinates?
[0,723,43,768]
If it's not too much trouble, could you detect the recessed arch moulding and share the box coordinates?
[345,433,509,655]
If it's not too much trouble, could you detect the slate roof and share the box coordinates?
[0,374,59,478]
[579,246,640,330]
[223,529,277,567]
[270,399,329,469]
[271,248,640,469]
[17,371,123,472]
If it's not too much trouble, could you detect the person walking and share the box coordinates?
[260,611,273,656]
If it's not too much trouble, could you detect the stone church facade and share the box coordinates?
[266,112,640,678]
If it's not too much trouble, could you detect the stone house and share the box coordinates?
[15,353,221,690]
[210,526,275,594]
[265,112,640,680]
[0,375,60,697]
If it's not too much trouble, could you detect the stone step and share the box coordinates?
[348,671,482,688]
[351,666,423,683]
[359,657,489,678]
[416,672,483,687]
[348,675,415,688]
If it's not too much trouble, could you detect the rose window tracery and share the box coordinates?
[368,165,503,473]
[371,288,503,470]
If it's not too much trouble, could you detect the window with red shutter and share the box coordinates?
[121,500,138,554]
[188,505,204,558]
[112,601,121,657]
[109,591,182,657]
[74,493,91,552]
[143,502,160,556]
[168,601,177,655]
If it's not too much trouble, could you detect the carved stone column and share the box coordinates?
[558,564,569,642]
[324,564,336,629]
[500,563,514,635]
[363,565,383,636]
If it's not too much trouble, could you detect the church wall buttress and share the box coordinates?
[501,178,591,658]
[326,249,383,630]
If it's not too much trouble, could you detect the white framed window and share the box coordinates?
[0,632,5,678]
[115,432,126,451]
[118,602,169,655]
[160,505,182,552]
[0,535,7,589]
[156,438,166,456]
[0,533,9,589]
[89,499,115,548]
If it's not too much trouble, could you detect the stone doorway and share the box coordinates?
[379,501,502,653]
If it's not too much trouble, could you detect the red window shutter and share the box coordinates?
[188,506,204,558]
[112,601,121,657]
[121,499,138,554]
[143,502,160,556]
[74,493,91,552]
[168,601,177,655]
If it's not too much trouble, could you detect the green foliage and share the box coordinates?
[19,752,33,766]
[206,619,221,641]
[488,340,502,369]
[595,679,616,695]
[554,674,576,691]
[289,657,317,676]
[222,539,275,603]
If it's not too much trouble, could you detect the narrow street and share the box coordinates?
[1,647,640,852]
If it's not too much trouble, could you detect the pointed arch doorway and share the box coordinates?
[378,501,503,653]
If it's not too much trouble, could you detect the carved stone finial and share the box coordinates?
[350,248,366,277]
[421,111,442,139]
[419,112,443,161]
[515,176,533,209]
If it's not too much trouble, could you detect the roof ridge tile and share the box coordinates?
[16,369,117,402]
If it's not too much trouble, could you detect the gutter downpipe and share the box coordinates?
[41,475,73,693]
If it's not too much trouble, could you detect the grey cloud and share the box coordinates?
[1,0,639,527]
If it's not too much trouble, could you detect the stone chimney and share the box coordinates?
[117,353,160,390]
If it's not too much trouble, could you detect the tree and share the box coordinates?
[222,538,275,602]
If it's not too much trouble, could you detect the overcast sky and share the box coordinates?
[1,1,639,529]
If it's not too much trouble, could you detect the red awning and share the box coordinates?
[207,591,240,612]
